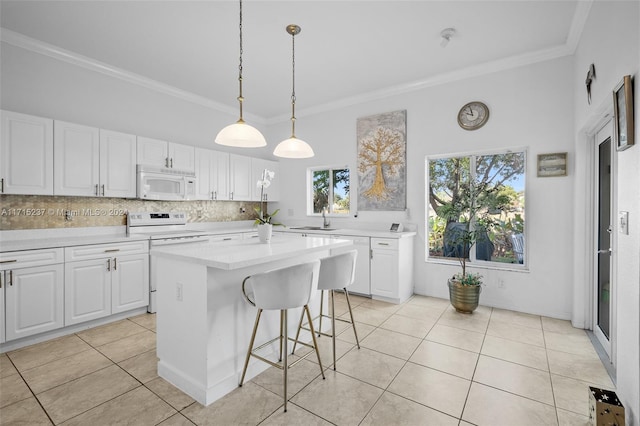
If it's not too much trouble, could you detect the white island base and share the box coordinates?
[152,235,352,406]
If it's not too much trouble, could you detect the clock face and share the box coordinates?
[458,101,489,130]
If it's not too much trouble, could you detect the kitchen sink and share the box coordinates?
[290,226,337,231]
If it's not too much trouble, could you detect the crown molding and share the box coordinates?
[269,43,574,124]
[0,28,267,125]
[566,0,594,54]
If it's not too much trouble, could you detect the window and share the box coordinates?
[426,150,526,266]
[309,166,350,215]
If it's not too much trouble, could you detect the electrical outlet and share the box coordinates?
[497,279,505,289]
[239,207,246,214]
[176,283,183,301]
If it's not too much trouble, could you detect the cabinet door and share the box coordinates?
[65,259,111,325]
[213,151,230,200]
[0,273,5,343]
[1,110,54,195]
[229,154,252,201]
[251,158,280,201]
[5,264,64,341]
[54,121,100,196]
[100,130,137,198]
[137,136,169,168]
[169,143,195,172]
[370,248,398,299]
[112,254,149,314]
[195,148,213,200]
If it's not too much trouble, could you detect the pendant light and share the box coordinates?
[215,0,266,148]
[273,24,314,158]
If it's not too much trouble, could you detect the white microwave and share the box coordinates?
[137,165,196,201]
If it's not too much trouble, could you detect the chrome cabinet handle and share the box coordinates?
[211,191,214,200]
[165,157,170,168]
[170,158,174,168]
[101,185,105,196]
[0,271,3,288]
[107,259,111,271]
[95,184,99,195]
[113,258,117,270]
[9,270,13,286]
[0,259,17,264]
[230,192,234,200]
[104,249,120,253]
[214,191,217,200]
[1,177,4,193]
[223,237,232,241]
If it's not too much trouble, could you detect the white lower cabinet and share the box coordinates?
[331,235,371,295]
[1,248,64,341]
[370,237,414,304]
[64,242,149,326]
[65,259,111,325]
[111,253,149,314]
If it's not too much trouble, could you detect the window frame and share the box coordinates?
[425,147,529,271]
[307,165,351,216]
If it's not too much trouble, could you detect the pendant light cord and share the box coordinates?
[237,0,245,123]
[290,29,296,138]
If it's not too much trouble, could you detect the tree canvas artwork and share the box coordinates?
[356,110,407,211]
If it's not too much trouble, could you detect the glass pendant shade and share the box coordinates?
[273,136,314,158]
[215,120,266,147]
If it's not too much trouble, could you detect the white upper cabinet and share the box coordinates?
[169,143,195,172]
[137,136,195,172]
[137,136,168,167]
[100,130,137,198]
[212,150,230,201]
[229,154,252,201]
[54,123,135,198]
[54,121,100,196]
[195,148,230,200]
[1,110,54,195]
[251,158,280,202]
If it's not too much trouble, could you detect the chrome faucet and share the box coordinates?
[322,207,330,228]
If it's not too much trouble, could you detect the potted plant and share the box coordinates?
[443,180,503,313]
[255,169,281,243]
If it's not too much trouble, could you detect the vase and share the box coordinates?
[257,223,273,243]
[447,278,481,313]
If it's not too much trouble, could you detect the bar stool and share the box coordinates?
[293,250,360,370]
[239,260,325,412]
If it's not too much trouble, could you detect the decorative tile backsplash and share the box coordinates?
[0,195,262,230]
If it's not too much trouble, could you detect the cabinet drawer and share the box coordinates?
[0,248,63,269]
[370,238,398,250]
[209,233,242,243]
[65,240,149,262]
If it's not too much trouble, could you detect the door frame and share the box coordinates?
[592,122,617,358]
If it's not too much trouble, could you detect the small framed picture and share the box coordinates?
[537,152,567,177]
[613,75,634,152]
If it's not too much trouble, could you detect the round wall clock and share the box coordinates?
[457,101,490,130]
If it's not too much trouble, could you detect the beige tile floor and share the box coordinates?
[0,294,615,425]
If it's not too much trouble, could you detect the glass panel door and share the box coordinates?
[594,123,613,357]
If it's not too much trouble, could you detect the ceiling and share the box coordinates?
[0,1,584,122]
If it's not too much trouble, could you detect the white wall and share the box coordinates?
[271,56,576,320]
[573,1,639,423]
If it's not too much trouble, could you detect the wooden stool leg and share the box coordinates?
[282,309,288,412]
[239,309,262,386]
[344,289,360,348]
[291,308,305,355]
[305,305,325,379]
[318,290,325,337]
[330,290,337,370]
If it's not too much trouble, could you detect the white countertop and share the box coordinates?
[151,234,352,270]
[277,227,416,239]
[0,233,149,252]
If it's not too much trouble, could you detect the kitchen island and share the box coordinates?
[150,234,352,406]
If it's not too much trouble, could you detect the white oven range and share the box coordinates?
[127,212,210,313]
